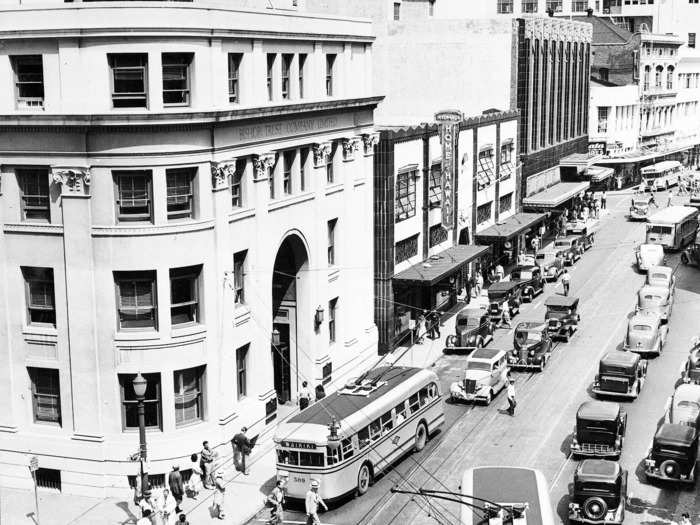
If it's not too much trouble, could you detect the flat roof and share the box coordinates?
[577,401,620,421]
[588,166,614,182]
[522,182,590,209]
[393,245,490,286]
[475,212,546,241]
[470,467,543,525]
[647,206,698,225]
[544,295,579,307]
[601,350,640,367]
[641,160,682,173]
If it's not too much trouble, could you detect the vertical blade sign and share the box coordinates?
[435,110,462,230]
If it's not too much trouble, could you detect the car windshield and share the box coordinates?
[515,330,542,344]
[513,271,533,280]
[677,400,700,412]
[574,481,616,496]
[459,317,481,328]
[633,200,648,207]
[632,324,653,331]
[554,240,571,248]
[466,361,492,372]
[489,291,507,300]
[535,254,546,261]
[650,273,667,281]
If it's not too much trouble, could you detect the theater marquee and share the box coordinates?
[435,110,463,230]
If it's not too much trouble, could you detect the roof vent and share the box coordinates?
[339,379,387,397]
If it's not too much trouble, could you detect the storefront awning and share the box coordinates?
[588,166,614,182]
[474,212,547,242]
[522,181,590,209]
[559,152,603,170]
[393,244,490,287]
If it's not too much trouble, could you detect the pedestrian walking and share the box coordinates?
[162,488,177,525]
[667,193,673,207]
[137,509,153,525]
[212,471,226,520]
[649,190,658,208]
[562,269,571,296]
[176,514,190,525]
[429,310,441,339]
[168,466,184,513]
[594,199,601,219]
[266,479,286,525]
[187,453,202,499]
[305,480,328,525]
[500,307,511,329]
[232,426,252,475]
[601,190,607,210]
[506,380,517,416]
[416,312,427,344]
[495,263,504,281]
[531,236,540,253]
[475,272,483,296]
[200,441,215,488]
[315,383,326,401]
[298,381,312,410]
[151,489,165,525]
[465,275,473,304]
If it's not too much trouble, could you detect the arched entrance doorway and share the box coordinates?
[271,234,308,405]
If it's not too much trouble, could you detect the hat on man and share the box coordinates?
[310,480,320,488]
[172,465,179,471]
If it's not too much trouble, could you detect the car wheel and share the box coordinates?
[524,291,533,303]
[414,422,428,452]
[356,463,373,496]
[660,459,680,479]
[539,357,546,372]
[564,329,570,343]
[583,497,608,520]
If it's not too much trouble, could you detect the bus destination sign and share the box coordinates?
[280,441,317,450]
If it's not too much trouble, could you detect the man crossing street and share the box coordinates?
[562,269,571,297]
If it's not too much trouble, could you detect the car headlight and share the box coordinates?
[529,350,535,356]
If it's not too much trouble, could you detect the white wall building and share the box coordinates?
[0,0,380,496]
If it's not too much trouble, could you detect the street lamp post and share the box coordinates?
[132,373,150,500]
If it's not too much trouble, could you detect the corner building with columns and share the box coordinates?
[0,0,379,496]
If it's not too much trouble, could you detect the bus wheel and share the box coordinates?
[414,422,428,452]
[357,463,372,496]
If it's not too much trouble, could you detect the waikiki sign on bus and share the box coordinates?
[435,110,463,231]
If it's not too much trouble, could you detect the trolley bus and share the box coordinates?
[646,206,699,250]
[460,466,555,525]
[641,160,684,191]
[273,366,444,503]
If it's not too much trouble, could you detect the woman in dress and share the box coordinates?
[187,453,202,499]
[212,471,226,520]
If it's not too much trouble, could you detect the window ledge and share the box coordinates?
[353,177,366,187]
[92,218,214,237]
[325,183,344,196]
[4,223,63,236]
[22,325,58,339]
[328,267,340,283]
[228,207,256,223]
[234,304,251,327]
[344,337,358,348]
[114,331,161,343]
[170,324,207,339]
[268,192,315,212]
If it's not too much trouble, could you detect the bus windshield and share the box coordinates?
[647,225,673,235]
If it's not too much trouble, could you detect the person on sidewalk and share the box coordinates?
[200,441,215,488]
[601,190,607,210]
[429,311,441,339]
[137,509,153,525]
[506,380,517,416]
[667,193,673,207]
[315,384,326,401]
[232,427,252,475]
[464,276,473,305]
[168,465,184,514]
[162,488,177,525]
[305,480,328,525]
[212,471,226,520]
[649,190,658,208]
[475,272,483,297]
[562,270,571,297]
[266,479,286,525]
[495,263,504,282]
[594,198,601,219]
[415,312,426,344]
[298,381,312,411]
[500,307,511,329]
[176,514,190,525]
[187,454,202,499]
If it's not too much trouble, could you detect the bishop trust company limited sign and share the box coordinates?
[435,110,463,230]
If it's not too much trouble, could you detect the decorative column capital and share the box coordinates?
[312,142,332,168]
[342,137,362,161]
[253,152,276,180]
[51,167,91,196]
[211,159,237,191]
[361,133,379,156]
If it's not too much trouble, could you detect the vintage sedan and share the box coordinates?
[635,243,665,272]
[444,307,494,354]
[576,231,596,252]
[646,265,675,294]
[554,236,583,265]
[566,217,588,234]
[593,351,647,399]
[569,460,627,525]
[509,265,545,302]
[629,195,653,220]
[664,384,700,429]
[644,423,698,484]
[508,322,552,371]
[449,348,509,405]
[544,295,580,341]
[534,250,565,282]
[682,339,700,384]
[624,310,668,356]
[486,281,522,323]
[636,285,673,323]
[571,401,626,459]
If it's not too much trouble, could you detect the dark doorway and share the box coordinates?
[271,323,291,404]
[458,227,470,245]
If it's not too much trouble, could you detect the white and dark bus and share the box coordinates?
[646,206,699,250]
[273,366,444,503]
[641,160,684,191]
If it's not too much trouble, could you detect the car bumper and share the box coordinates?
[507,356,544,369]
[623,344,660,356]
[592,386,639,399]
[570,443,621,458]
[444,344,477,353]
[569,506,624,525]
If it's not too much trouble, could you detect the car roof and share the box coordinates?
[601,350,640,367]
[515,321,546,331]
[638,285,668,295]
[577,401,620,421]
[629,310,660,325]
[457,307,485,319]
[488,281,521,292]
[655,423,696,446]
[469,348,504,362]
[648,266,672,275]
[673,384,700,403]
[575,460,620,484]
[639,243,664,252]
[544,295,579,307]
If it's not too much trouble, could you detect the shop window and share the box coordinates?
[429,162,441,208]
[429,224,448,248]
[395,235,418,264]
[477,202,492,225]
[477,149,495,190]
[395,169,417,221]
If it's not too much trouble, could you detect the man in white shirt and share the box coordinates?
[305,480,328,525]
[506,380,516,416]
[562,270,571,297]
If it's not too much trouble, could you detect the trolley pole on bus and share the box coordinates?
[29,456,40,525]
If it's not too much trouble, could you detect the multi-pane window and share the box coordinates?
[283,150,294,195]
[546,0,562,11]
[476,202,492,225]
[499,192,513,214]
[300,148,309,191]
[429,163,441,208]
[173,366,205,427]
[109,54,148,108]
[115,171,152,222]
[328,219,337,265]
[393,2,401,20]
[326,144,335,184]
[522,0,538,12]
[500,143,514,180]
[228,53,242,104]
[395,235,418,264]
[115,271,157,330]
[298,54,307,99]
[170,265,200,326]
[497,0,513,12]
[328,298,338,344]
[119,373,161,429]
[655,65,663,88]
[233,250,246,305]
[269,163,276,200]
[572,0,588,10]
[690,33,696,49]
[28,368,61,425]
[162,53,192,106]
[282,54,292,100]
[477,149,495,190]
[597,106,609,133]
[429,224,448,248]
[236,344,249,400]
[166,168,195,220]
[326,54,336,96]
[395,170,416,222]
[22,267,56,327]
[231,158,246,208]
[17,169,50,223]
[643,66,651,90]
[12,55,44,108]
[667,65,674,89]
[267,54,275,101]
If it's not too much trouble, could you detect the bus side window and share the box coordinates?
[326,445,341,465]
[427,382,437,399]
[278,450,299,465]
[419,387,428,406]
[380,411,394,433]
[341,438,354,460]
[369,419,381,441]
[395,401,407,424]
[408,393,420,413]
[299,451,324,467]
[358,426,370,449]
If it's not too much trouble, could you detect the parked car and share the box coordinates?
[534,250,565,282]
[644,423,698,484]
[486,281,522,324]
[571,401,626,459]
[566,217,588,234]
[449,348,509,405]
[509,265,545,302]
[624,310,668,356]
[636,285,673,323]
[664,384,700,429]
[544,295,580,341]
[646,265,675,295]
[681,231,700,266]
[593,350,647,399]
[574,230,596,252]
[568,460,627,524]
[682,339,700,384]
[554,236,583,265]
[629,195,653,221]
[508,322,552,371]
[444,307,494,354]
[635,243,665,272]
